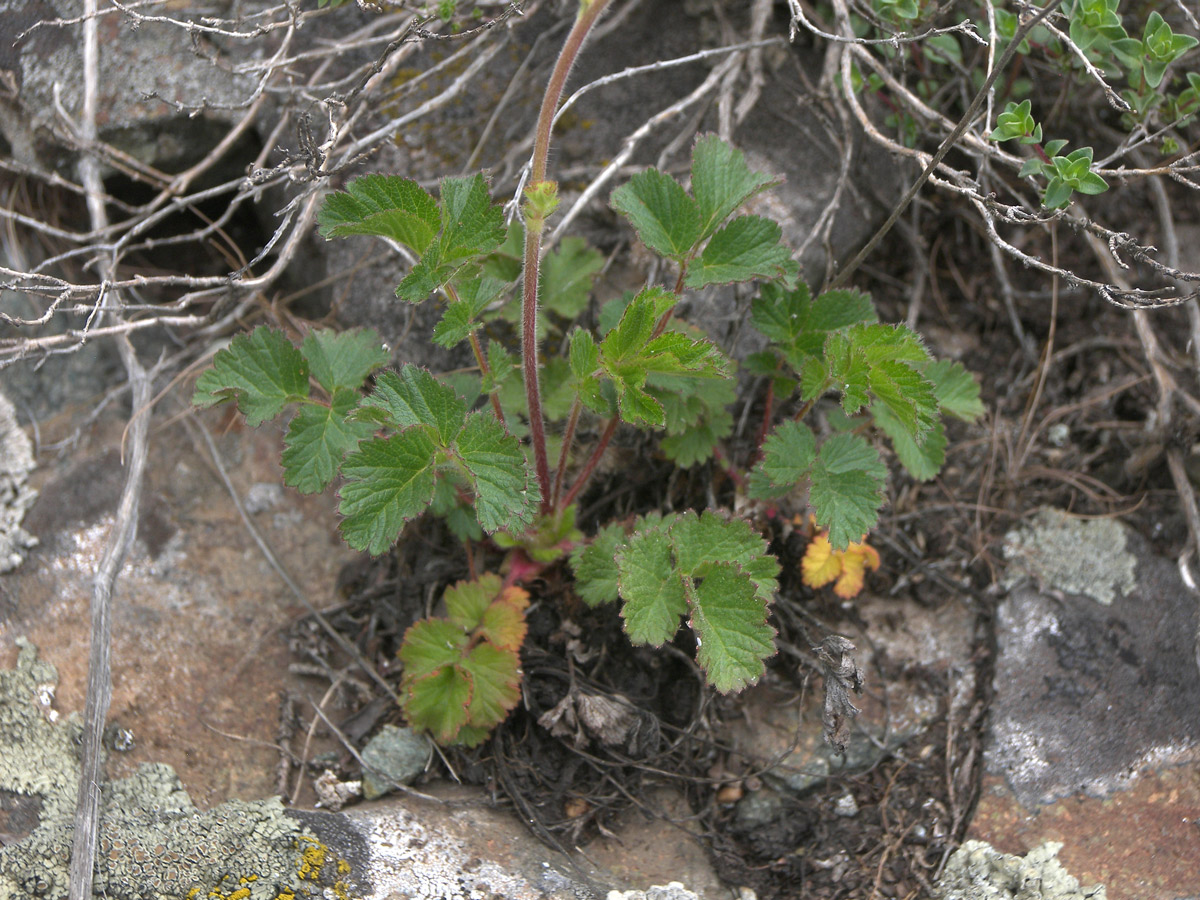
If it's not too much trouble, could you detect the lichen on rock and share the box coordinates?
[1002,508,1136,606]
[0,642,358,900]
[937,840,1106,900]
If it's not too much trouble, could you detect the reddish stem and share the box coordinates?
[468,330,506,426]
[756,377,775,460]
[552,396,582,509]
[561,416,618,510]
[523,0,613,515]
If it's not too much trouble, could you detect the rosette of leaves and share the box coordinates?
[747,282,983,549]
[398,575,529,746]
[570,511,780,693]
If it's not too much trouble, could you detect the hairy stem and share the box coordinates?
[523,0,612,514]
[552,396,582,509]
[561,415,618,510]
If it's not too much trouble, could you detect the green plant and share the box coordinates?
[194,0,981,745]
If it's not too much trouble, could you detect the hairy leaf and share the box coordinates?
[432,276,507,348]
[405,665,472,744]
[455,412,538,534]
[923,360,984,422]
[281,388,375,494]
[460,641,522,729]
[317,175,440,252]
[301,328,389,394]
[617,527,687,645]
[570,523,628,607]
[757,420,818,488]
[611,169,702,261]
[357,366,466,446]
[338,430,439,554]
[687,562,775,693]
[684,215,796,289]
[193,327,309,426]
[541,237,604,318]
[808,433,887,551]
[873,405,946,481]
[690,134,778,239]
[669,511,779,604]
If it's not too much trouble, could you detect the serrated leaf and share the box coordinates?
[444,574,504,630]
[601,287,676,363]
[669,511,778,604]
[399,618,470,681]
[460,641,522,730]
[808,433,887,551]
[611,169,702,260]
[338,430,439,554]
[690,134,778,239]
[301,328,388,394]
[455,412,538,533]
[687,562,774,693]
[281,389,376,493]
[642,332,731,378]
[923,360,984,421]
[757,420,818,488]
[617,527,688,645]
[396,174,506,302]
[405,665,473,743]
[570,524,628,607]
[751,284,876,369]
[431,477,483,541]
[848,323,931,364]
[432,276,507,348]
[357,366,466,446]
[193,327,309,426]
[868,359,938,442]
[541,237,604,318]
[685,215,795,289]
[874,406,946,481]
[478,587,529,651]
[317,175,440,252]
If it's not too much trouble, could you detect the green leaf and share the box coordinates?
[868,359,938,443]
[193,327,309,426]
[874,405,946,481]
[338,430,439,554]
[405,665,472,744]
[396,174,507,303]
[399,618,468,681]
[460,641,522,730]
[690,134,777,239]
[757,420,818,488]
[541,237,604,318]
[617,527,688,645]
[301,328,389,393]
[455,412,538,534]
[611,169,702,261]
[281,388,376,494]
[687,562,774,693]
[570,523,628,607]
[808,433,887,551]
[599,287,680,426]
[432,276,507,348]
[444,574,504,630]
[684,215,796,289]
[431,477,483,541]
[751,283,876,367]
[659,407,733,467]
[669,511,778,604]
[923,360,984,421]
[357,366,466,447]
[317,175,440,252]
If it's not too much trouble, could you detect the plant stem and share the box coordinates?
[552,396,582,509]
[468,330,507,426]
[523,0,613,514]
[561,415,618,509]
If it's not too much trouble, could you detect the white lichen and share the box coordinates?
[0,390,37,573]
[937,840,1106,900]
[1003,508,1136,606]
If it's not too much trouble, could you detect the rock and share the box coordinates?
[989,509,1200,806]
[0,0,258,172]
[935,840,1106,900]
[359,724,431,800]
[0,391,37,573]
[607,883,700,900]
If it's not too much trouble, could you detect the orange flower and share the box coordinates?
[801,531,881,599]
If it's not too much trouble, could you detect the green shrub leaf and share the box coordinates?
[541,237,604,318]
[432,276,507,348]
[617,527,688,645]
[338,430,439,554]
[317,175,440,252]
[757,420,818,488]
[455,412,539,534]
[357,366,466,446]
[684,215,796,289]
[281,388,375,494]
[301,328,389,394]
[193,327,310,426]
[808,433,887,551]
[570,523,629,607]
[690,134,778,239]
[873,406,946,481]
[687,562,775,693]
[611,169,702,261]
[923,360,984,421]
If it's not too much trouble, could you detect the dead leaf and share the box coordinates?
[815,635,864,753]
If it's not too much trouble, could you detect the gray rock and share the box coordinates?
[990,510,1200,806]
[732,785,785,831]
[607,883,700,900]
[359,724,431,800]
[936,840,1106,900]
